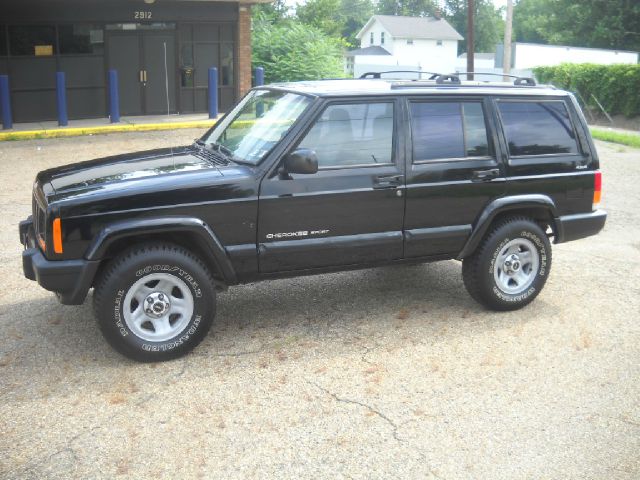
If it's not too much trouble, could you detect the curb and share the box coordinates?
[0,119,219,141]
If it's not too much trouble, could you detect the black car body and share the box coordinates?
[19,75,607,361]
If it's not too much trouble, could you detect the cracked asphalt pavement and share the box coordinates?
[1,131,639,479]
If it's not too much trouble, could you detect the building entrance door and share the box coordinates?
[106,26,176,116]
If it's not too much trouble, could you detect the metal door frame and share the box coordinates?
[105,26,178,116]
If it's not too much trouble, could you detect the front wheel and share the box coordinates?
[93,243,216,362]
[462,217,552,311]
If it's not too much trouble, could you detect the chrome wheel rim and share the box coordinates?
[123,273,194,342]
[493,238,540,295]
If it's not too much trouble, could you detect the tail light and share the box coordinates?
[593,171,602,210]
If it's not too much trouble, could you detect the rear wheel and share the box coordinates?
[93,243,215,362]
[462,217,552,311]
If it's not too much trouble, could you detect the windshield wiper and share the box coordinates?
[208,142,235,159]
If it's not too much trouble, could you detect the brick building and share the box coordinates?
[0,0,264,123]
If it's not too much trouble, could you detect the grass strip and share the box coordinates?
[590,128,640,148]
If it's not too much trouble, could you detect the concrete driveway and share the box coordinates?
[1,131,638,479]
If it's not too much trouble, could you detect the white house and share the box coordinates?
[345,15,463,78]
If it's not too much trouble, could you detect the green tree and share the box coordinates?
[252,13,346,83]
[296,0,343,37]
[444,0,505,53]
[252,0,290,24]
[296,0,374,48]
[340,0,375,47]
[376,0,437,17]
[511,0,549,44]
[513,0,640,51]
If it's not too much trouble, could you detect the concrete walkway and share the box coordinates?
[0,113,222,141]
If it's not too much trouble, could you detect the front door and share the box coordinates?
[258,99,405,273]
[106,28,176,116]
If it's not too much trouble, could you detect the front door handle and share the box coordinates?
[472,168,500,182]
[373,174,403,189]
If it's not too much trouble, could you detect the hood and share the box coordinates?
[38,146,217,195]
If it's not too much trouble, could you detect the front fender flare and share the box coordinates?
[85,217,237,285]
[457,195,558,259]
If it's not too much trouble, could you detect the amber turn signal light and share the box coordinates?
[52,218,63,254]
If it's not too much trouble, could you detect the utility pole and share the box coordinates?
[466,0,474,80]
[503,0,513,81]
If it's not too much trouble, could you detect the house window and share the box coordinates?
[406,39,413,45]
[59,24,104,55]
[9,25,57,56]
[381,32,385,45]
[436,40,443,46]
[370,32,373,45]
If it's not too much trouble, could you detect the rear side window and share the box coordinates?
[298,102,394,168]
[410,101,491,161]
[498,100,579,156]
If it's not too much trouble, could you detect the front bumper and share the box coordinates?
[20,217,99,305]
[555,209,607,243]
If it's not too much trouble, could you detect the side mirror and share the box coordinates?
[282,148,318,175]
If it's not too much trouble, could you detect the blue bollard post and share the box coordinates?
[208,67,218,119]
[56,71,68,127]
[254,67,264,87]
[108,69,120,123]
[0,75,12,130]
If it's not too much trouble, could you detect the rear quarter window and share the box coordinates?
[497,100,579,156]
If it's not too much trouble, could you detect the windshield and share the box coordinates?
[201,89,312,164]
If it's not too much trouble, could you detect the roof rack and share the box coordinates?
[359,70,442,80]
[359,70,538,87]
[451,72,537,86]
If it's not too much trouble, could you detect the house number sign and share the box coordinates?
[134,11,153,20]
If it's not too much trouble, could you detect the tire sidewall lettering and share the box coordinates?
[489,236,511,274]
[141,315,202,352]
[135,264,202,298]
[520,230,548,277]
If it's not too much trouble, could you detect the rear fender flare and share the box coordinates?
[457,195,558,259]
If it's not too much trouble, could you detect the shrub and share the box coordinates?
[252,14,347,84]
[533,64,640,118]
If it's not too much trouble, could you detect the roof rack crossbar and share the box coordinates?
[359,70,442,80]
[452,72,537,86]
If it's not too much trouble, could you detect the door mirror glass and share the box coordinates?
[283,148,318,175]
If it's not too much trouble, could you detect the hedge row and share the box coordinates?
[533,64,640,118]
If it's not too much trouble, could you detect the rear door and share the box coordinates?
[403,96,506,258]
[258,98,406,273]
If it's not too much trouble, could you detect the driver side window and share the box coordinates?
[298,102,394,168]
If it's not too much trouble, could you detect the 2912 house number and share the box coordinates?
[134,11,152,19]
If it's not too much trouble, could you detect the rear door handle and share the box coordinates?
[472,168,500,182]
[373,174,403,189]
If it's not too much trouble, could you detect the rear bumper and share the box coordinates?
[20,217,99,305]
[555,209,607,243]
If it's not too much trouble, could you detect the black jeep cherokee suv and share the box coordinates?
[19,74,607,361]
